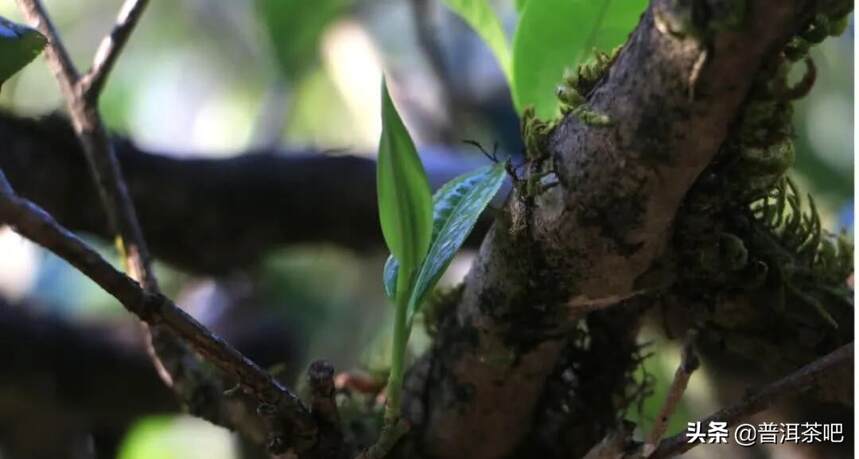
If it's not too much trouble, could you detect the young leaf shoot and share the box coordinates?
[376,77,507,448]
[376,78,433,427]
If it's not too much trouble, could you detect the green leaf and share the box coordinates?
[255,0,350,80]
[511,0,646,118]
[377,78,433,303]
[0,16,46,90]
[406,163,506,322]
[515,0,529,13]
[442,0,512,83]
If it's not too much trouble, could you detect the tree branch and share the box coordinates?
[0,171,318,453]
[15,0,155,295]
[16,0,171,397]
[79,0,150,101]
[13,0,80,92]
[13,0,321,448]
[650,342,854,459]
[15,0,149,262]
[402,2,824,458]
[0,111,491,274]
[644,331,700,456]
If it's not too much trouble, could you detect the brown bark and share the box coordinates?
[402,2,825,458]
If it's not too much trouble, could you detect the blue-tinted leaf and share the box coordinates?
[406,163,506,322]
[0,16,46,89]
[383,254,398,300]
[442,0,512,83]
[377,79,433,303]
[511,0,647,117]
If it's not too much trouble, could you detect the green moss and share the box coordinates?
[672,4,854,337]
[423,284,464,337]
[515,47,623,203]
[556,47,619,125]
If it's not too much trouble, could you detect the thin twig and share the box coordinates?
[14,0,155,290]
[13,0,80,91]
[0,172,318,452]
[15,0,204,425]
[650,342,854,459]
[643,331,700,456]
[13,0,258,439]
[79,0,150,101]
[15,0,179,398]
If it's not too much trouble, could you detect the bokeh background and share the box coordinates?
[0,1,852,458]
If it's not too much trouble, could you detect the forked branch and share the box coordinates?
[14,0,274,443]
[650,342,854,459]
[15,0,155,291]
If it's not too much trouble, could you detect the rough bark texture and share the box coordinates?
[401,2,824,458]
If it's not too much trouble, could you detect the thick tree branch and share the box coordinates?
[0,112,489,274]
[403,2,824,458]
[650,342,854,459]
[0,172,318,453]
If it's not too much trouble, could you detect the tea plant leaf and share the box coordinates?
[511,0,646,118]
[406,162,506,322]
[442,0,512,83]
[0,16,46,90]
[377,79,433,302]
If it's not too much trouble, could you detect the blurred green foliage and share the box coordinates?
[441,0,512,81]
[256,0,351,81]
[118,416,234,459]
